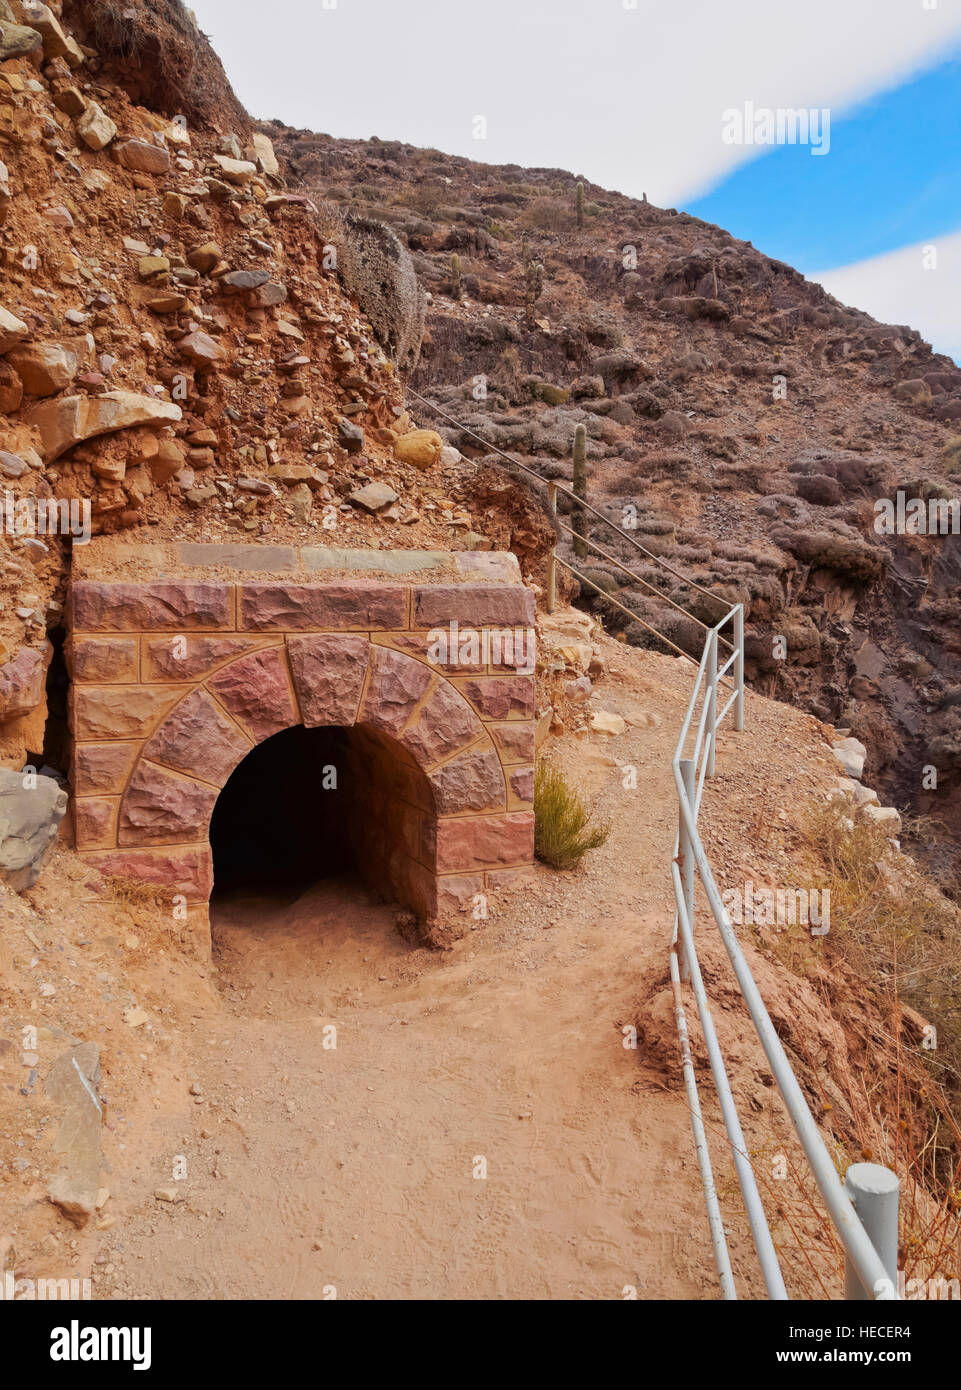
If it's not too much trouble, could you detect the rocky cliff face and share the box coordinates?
[0,0,515,774]
[1,1,960,886]
[269,123,961,886]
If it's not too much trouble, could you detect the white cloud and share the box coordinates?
[812,231,961,364]
[188,0,961,205]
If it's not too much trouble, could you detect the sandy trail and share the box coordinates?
[108,657,779,1301]
[113,879,718,1299]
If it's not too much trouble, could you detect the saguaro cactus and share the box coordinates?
[450,252,461,300]
[572,422,588,559]
[576,180,585,229]
[524,258,544,324]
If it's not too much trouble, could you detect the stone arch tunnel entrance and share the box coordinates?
[67,543,537,946]
[207,720,440,911]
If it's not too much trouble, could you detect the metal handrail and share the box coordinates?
[405,386,899,1299]
[671,606,900,1300]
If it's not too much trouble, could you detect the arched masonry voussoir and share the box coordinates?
[68,544,538,949]
[141,688,255,790]
[426,743,507,816]
[286,634,371,727]
[205,646,299,743]
[118,760,220,848]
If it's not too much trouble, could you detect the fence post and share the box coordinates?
[733,605,745,733]
[706,629,718,780]
[843,1164,900,1300]
[547,482,558,614]
[678,758,696,981]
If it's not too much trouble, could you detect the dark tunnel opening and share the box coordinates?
[210,724,352,896]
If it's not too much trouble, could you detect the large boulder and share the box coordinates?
[393,428,444,470]
[25,389,182,462]
[6,342,78,397]
[18,1,70,59]
[113,138,170,175]
[0,766,68,891]
[0,305,29,354]
[0,20,43,62]
[76,101,116,151]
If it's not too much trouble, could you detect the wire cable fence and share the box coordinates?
[406,386,901,1300]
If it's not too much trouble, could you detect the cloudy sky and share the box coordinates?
[189,0,961,359]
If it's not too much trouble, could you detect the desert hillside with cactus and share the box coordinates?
[0,0,959,1316]
[268,121,961,887]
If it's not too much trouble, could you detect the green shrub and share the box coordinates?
[534,763,610,869]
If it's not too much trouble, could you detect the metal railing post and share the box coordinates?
[733,604,745,733]
[678,758,696,980]
[706,629,718,779]
[844,1164,900,1300]
[547,482,558,614]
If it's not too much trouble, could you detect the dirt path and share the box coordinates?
[96,660,743,1300]
[99,646,840,1300]
[111,879,725,1299]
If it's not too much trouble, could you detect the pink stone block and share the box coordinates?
[207,648,297,742]
[72,685,190,740]
[73,742,138,795]
[455,675,535,721]
[74,797,117,849]
[413,583,535,628]
[400,679,480,767]
[71,581,232,631]
[143,635,266,682]
[240,582,407,631]
[67,637,138,683]
[85,846,214,899]
[287,634,370,726]
[489,720,536,763]
[359,645,433,738]
[429,811,535,872]
[428,747,506,815]
[435,872,486,916]
[118,761,218,846]
[143,688,253,788]
[509,766,534,805]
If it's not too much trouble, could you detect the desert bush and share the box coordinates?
[795,802,961,1185]
[523,198,576,233]
[941,437,961,471]
[534,764,610,869]
[400,181,448,217]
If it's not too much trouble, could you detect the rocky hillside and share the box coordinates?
[267,122,961,884]
[0,0,532,777]
[0,0,959,884]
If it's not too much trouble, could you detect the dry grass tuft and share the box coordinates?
[534,762,610,869]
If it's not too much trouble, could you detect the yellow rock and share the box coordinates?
[393,429,444,470]
[589,710,626,737]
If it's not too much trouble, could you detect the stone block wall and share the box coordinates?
[66,551,536,943]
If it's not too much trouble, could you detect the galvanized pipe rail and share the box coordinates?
[406,387,901,1300]
[671,606,900,1300]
